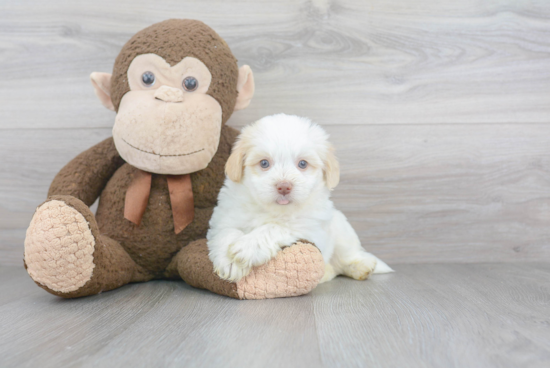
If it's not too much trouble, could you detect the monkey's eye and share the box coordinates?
[260,160,270,169]
[141,71,155,87]
[183,76,198,92]
[298,160,308,169]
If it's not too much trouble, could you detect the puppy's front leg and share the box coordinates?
[208,228,248,281]
[229,224,297,273]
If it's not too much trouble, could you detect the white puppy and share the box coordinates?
[207,114,393,282]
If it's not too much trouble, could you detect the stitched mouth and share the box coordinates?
[121,138,204,157]
[155,97,182,103]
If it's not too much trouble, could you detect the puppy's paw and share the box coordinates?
[213,256,251,282]
[228,236,281,269]
[342,253,377,281]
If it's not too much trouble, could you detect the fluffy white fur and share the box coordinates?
[207,114,393,282]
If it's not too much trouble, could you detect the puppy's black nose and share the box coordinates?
[276,182,292,195]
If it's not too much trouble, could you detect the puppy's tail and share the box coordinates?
[367,253,395,274]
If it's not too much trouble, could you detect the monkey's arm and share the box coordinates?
[48,137,125,206]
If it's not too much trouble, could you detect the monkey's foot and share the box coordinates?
[172,239,325,300]
[24,195,138,298]
[25,196,96,294]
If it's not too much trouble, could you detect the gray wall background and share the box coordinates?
[1,0,550,266]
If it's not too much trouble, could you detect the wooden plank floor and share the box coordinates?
[1,263,549,368]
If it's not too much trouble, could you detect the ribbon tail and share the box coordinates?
[166,174,195,234]
[124,170,152,226]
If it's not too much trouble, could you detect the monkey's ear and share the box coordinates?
[234,65,255,111]
[225,140,246,182]
[90,72,115,111]
[324,145,340,190]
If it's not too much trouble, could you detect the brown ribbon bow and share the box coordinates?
[124,170,195,234]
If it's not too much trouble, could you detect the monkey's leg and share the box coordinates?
[24,195,148,298]
[165,239,325,300]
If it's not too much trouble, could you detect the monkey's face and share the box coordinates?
[90,20,254,175]
[112,54,222,175]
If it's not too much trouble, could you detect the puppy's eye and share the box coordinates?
[298,160,308,169]
[183,76,198,91]
[142,71,155,87]
[260,159,270,169]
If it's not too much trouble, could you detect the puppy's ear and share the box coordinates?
[225,139,245,182]
[324,145,340,190]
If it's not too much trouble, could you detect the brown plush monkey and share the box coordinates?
[24,19,324,300]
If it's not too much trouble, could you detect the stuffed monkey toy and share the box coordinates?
[23,19,324,300]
